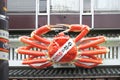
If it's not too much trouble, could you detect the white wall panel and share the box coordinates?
[94,0,120,11]
[51,0,80,12]
[7,0,120,12]
[7,0,35,12]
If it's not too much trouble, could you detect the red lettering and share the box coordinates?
[53,51,63,62]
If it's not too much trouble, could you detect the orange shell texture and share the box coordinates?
[48,36,77,62]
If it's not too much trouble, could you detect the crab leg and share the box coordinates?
[22,55,37,61]
[80,47,109,55]
[74,55,102,68]
[76,57,102,64]
[76,58,102,64]
[31,25,51,44]
[79,36,106,43]
[85,55,102,60]
[19,36,47,50]
[78,36,106,49]
[16,46,46,56]
[68,25,90,43]
[29,61,53,69]
[22,58,49,64]
[74,62,99,68]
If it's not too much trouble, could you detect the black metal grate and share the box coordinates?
[9,66,120,79]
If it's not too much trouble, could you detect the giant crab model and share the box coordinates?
[16,24,109,69]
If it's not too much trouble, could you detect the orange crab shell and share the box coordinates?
[48,32,77,62]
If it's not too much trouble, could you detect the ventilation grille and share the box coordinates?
[9,66,120,79]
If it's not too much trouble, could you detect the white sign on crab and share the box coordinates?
[51,39,75,62]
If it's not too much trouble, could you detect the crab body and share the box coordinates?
[16,24,109,69]
[48,33,77,62]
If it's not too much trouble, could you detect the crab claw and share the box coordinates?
[68,25,90,43]
[31,25,51,44]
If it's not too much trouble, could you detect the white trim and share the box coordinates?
[80,0,83,25]
[47,0,50,25]
[91,0,94,28]
[35,0,39,29]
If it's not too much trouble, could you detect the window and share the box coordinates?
[50,0,80,13]
[39,0,47,13]
[7,0,35,12]
[94,0,120,14]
